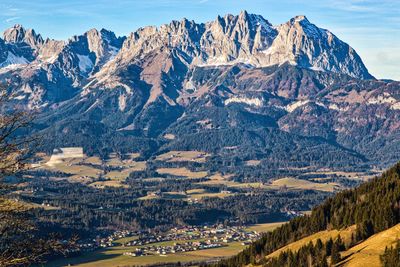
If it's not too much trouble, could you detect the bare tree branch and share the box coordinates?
[0,83,76,266]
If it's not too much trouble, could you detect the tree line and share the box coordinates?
[213,162,400,266]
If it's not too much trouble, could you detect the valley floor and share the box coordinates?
[47,223,284,267]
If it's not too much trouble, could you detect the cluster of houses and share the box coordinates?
[170,225,260,243]
[124,241,223,257]
[122,225,261,257]
[76,224,261,257]
[281,207,306,218]
[77,230,137,250]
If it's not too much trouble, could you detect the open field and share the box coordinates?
[163,133,176,140]
[43,159,102,179]
[38,152,147,188]
[83,156,103,165]
[48,240,244,267]
[127,153,141,159]
[89,180,129,189]
[198,174,268,190]
[104,162,146,180]
[185,241,245,257]
[304,170,381,181]
[229,182,269,189]
[39,150,354,193]
[246,222,286,233]
[198,173,233,185]
[157,167,208,179]
[114,236,139,245]
[138,194,159,200]
[48,247,211,267]
[105,154,145,168]
[245,160,261,166]
[267,177,339,192]
[188,192,234,199]
[156,150,209,163]
[186,188,234,199]
[201,180,269,190]
[186,188,207,194]
[340,223,400,267]
[139,189,235,201]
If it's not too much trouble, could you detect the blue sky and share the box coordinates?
[0,0,399,80]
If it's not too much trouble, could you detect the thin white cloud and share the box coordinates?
[5,16,20,23]
[326,0,399,13]
[199,0,209,3]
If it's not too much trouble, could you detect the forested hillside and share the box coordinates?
[214,162,400,266]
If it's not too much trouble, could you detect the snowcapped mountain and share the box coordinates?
[84,11,373,112]
[0,11,399,173]
[0,25,125,108]
[0,11,372,106]
[3,24,44,50]
[102,11,371,80]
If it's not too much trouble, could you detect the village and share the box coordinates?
[77,224,262,257]
[123,241,224,257]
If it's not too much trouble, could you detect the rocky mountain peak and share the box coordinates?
[84,28,124,47]
[211,11,273,35]
[54,28,125,78]
[3,24,44,49]
[0,10,375,102]
[283,15,323,39]
[268,15,373,79]
[239,9,249,18]
[290,15,309,23]
[98,11,373,81]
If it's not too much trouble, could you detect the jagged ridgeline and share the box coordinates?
[214,162,400,266]
[1,11,400,172]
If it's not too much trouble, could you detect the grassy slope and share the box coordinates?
[339,223,400,267]
[266,225,356,259]
[263,220,400,266]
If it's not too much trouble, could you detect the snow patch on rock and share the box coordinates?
[0,52,29,68]
[285,100,309,112]
[185,80,196,91]
[225,97,263,107]
[328,103,349,112]
[77,54,94,72]
[14,95,26,100]
[368,95,397,105]
[391,102,400,110]
[119,93,127,111]
[109,45,119,60]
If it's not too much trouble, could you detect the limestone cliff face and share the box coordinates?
[0,25,125,107]
[3,24,44,49]
[106,11,371,80]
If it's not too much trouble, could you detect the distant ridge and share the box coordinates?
[0,11,372,79]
